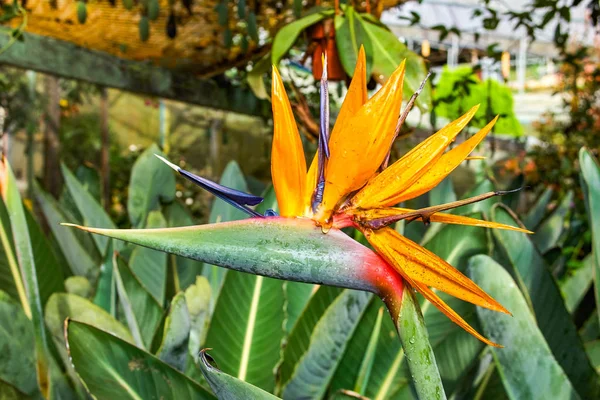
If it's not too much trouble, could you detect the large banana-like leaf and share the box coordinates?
[65,320,215,399]
[335,7,374,77]
[129,210,168,305]
[164,201,204,291]
[282,290,372,399]
[491,205,599,399]
[204,269,285,392]
[579,148,600,326]
[184,277,211,361]
[127,144,175,227]
[0,290,37,396]
[532,191,573,253]
[113,255,163,349]
[61,164,118,255]
[156,292,190,371]
[468,255,581,400]
[1,160,51,396]
[35,187,98,283]
[199,351,279,399]
[523,187,553,230]
[560,255,595,313]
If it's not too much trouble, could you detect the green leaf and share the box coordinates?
[284,281,314,333]
[45,293,133,347]
[204,271,284,392]
[247,53,270,100]
[278,285,342,389]
[271,10,334,65]
[0,197,20,301]
[61,163,118,255]
[360,18,431,111]
[579,147,600,326]
[156,292,190,371]
[491,205,599,398]
[203,161,254,301]
[35,186,98,283]
[523,187,553,230]
[66,320,215,399]
[330,298,408,399]
[127,143,175,227]
[532,191,573,253]
[164,201,204,291]
[0,380,29,400]
[560,255,595,313]
[2,161,51,395]
[282,290,372,399]
[0,290,37,396]
[130,210,168,305]
[468,255,581,400]
[113,254,163,349]
[335,8,373,77]
[199,351,278,399]
[585,341,600,373]
[184,277,211,360]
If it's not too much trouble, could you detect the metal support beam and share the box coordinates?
[0,33,269,117]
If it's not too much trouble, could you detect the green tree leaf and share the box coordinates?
[282,290,372,399]
[66,320,215,399]
[532,191,573,253]
[491,204,599,398]
[468,255,581,400]
[360,17,431,111]
[271,10,334,65]
[198,351,278,399]
[127,144,175,227]
[560,255,595,313]
[523,187,553,230]
[204,271,285,392]
[335,8,373,77]
[185,276,211,360]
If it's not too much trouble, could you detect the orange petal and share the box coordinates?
[351,106,479,210]
[271,66,307,217]
[363,227,510,314]
[354,207,533,234]
[304,46,367,214]
[315,60,406,222]
[411,280,502,347]
[391,116,498,203]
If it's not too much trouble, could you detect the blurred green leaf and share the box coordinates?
[157,292,190,371]
[185,276,211,361]
[0,290,36,396]
[199,351,278,399]
[271,10,334,65]
[491,205,599,398]
[2,161,51,396]
[282,290,372,399]
[204,270,284,392]
[247,54,270,101]
[585,341,600,373]
[130,210,168,305]
[523,187,553,230]
[127,144,175,227]
[335,8,373,77]
[532,191,573,253]
[113,254,163,349]
[64,276,92,299]
[284,281,314,333]
[330,298,409,399]
[35,187,98,283]
[360,17,431,111]
[164,201,204,291]
[0,197,19,301]
[61,163,119,255]
[579,148,600,327]
[0,380,28,400]
[66,320,215,399]
[93,240,116,313]
[560,255,594,313]
[468,255,581,399]
[278,286,342,389]
[203,161,252,302]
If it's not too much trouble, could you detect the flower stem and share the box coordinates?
[384,287,446,400]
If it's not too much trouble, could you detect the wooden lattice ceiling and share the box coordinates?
[8,0,407,76]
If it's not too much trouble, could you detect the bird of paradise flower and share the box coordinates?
[65,48,531,374]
